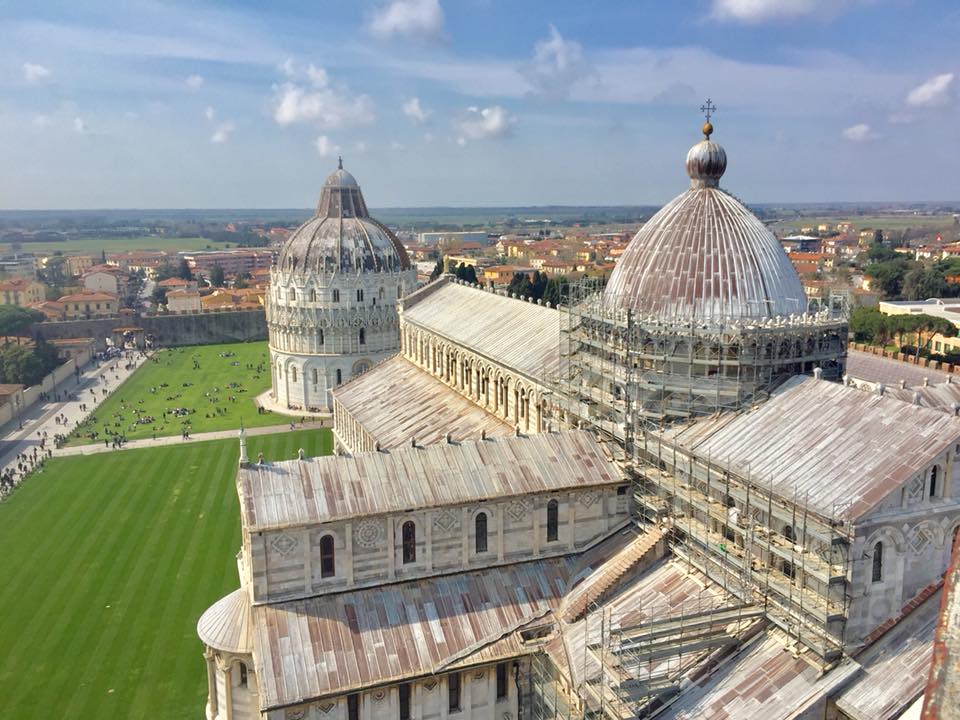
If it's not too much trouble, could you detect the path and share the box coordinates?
[0,351,151,493]
[53,419,330,457]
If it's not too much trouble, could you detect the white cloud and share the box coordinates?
[402,96,430,123]
[522,25,592,99]
[273,79,374,128]
[210,122,233,143]
[22,62,51,84]
[355,141,368,153]
[710,0,846,23]
[391,141,405,151]
[314,135,340,157]
[906,73,954,108]
[842,123,877,142]
[204,106,215,121]
[32,114,51,128]
[280,58,296,77]
[73,116,86,134]
[186,74,204,89]
[368,0,444,41]
[456,105,514,143]
[306,64,328,88]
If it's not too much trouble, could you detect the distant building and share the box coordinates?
[82,265,129,297]
[0,278,46,307]
[180,249,273,278]
[165,288,202,313]
[65,255,97,277]
[417,230,489,247]
[0,253,38,279]
[57,291,118,319]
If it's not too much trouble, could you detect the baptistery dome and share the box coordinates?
[266,159,417,413]
[277,159,411,275]
[603,123,806,323]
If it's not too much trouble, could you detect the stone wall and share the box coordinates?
[850,341,960,375]
[31,309,267,350]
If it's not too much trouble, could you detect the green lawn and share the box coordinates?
[0,428,333,720]
[4,236,232,255]
[68,342,281,446]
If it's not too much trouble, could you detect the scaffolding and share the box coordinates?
[556,277,848,448]
[530,594,765,720]
[632,428,853,660]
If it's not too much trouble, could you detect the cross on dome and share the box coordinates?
[699,98,717,139]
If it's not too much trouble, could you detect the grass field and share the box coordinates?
[68,342,279,446]
[0,428,332,720]
[3,236,233,255]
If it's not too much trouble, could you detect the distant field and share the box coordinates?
[67,341,278,446]
[770,214,957,234]
[0,429,333,720]
[2,235,233,255]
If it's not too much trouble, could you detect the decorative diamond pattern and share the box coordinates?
[579,491,599,508]
[507,498,530,522]
[908,525,932,555]
[271,533,298,557]
[433,509,459,533]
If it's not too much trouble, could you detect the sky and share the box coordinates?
[0,0,958,210]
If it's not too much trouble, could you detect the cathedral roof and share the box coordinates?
[603,122,807,323]
[238,429,622,532]
[196,588,253,655]
[276,158,411,275]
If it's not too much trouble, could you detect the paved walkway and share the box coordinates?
[53,419,330,457]
[0,351,151,494]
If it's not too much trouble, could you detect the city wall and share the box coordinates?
[0,346,93,429]
[31,309,267,350]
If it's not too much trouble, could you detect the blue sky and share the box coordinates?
[1,0,958,209]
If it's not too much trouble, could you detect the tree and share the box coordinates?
[0,306,44,339]
[209,264,226,287]
[429,258,444,281]
[901,265,953,301]
[155,262,178,282]
[151,286,168,307]
[234,272,251,289]
[873,229,885,246]
[177,259,193,281]
[912,315,958,359]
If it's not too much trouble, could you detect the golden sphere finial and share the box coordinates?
[702,121,713,139]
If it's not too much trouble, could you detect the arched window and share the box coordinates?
[319,534,335,578]
[872,541,884,583]
[547,500,559,542]
[475,512,488,553]
[319,329,324,346]
[291,366,298,383]
[310,289,317,302]
[930,467,939,498]
[359,328,366,345]
[238,662,248,687]
[402,521,416,564]
[290,288,296,301]
[312,368,319,385]
[379,287,385,300]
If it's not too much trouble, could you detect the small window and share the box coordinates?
[310,289,317,302]
[397,285,402,299]
[336,369,342,385]
[448,672,461,712]
[399,683,410,720]
[496,663,508,700]
[359,328,366,345]
[291,367,298,383]
[312,368,319,384]
[319,329,324,346]
[616,485,628,496]
[357,289,364,302]
[872,541,884,583]
[239,662,248,687]
[319,534,335,578]
[475,512,488,554]
[290,288,296,301]
[402,521,416,564]
[547,500,559,542]
[348,694,359,720]
[333,289,340,303]
[931,467,939,498]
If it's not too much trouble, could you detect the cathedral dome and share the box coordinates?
[602,123,806,323]
[277,159,411,275]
